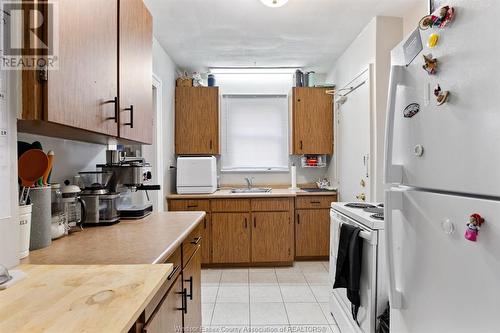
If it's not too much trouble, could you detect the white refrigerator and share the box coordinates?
[384,1,500,332]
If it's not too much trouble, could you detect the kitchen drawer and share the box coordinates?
[251,198,292,212]
[182,223,203,267]
[211,199,250,212]
[168,199,210,212]
[144,247,182,322]
[295,196,336,209]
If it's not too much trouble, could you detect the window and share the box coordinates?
[221,94,289,171]
[218,72,293,172]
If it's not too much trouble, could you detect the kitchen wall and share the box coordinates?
[325,16,403,201]
[215,73,327,187]
[17,133,106,185]
[151,37,178,194]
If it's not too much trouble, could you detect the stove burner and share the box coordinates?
[371,213,384,220]
[345,203,376,209]
[364,207,384,214]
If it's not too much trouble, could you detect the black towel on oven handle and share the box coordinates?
[333,223,364,326]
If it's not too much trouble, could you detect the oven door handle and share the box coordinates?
[330,209,377,245]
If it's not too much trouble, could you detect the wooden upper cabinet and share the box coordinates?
[291,87,333,155]
[119,0,153,144]
[23,0,119,136]
[175,87,219,155]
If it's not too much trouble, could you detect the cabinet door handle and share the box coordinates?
[204,218,207,229]
[167,264,180,280]
[191,237,202,245]
[297,213,300,224]
[253,217,256,228]
[244,218,248,229]
[300,141,303,150]
[209,140,213,150]
[176,288,187,314]
[184,276,194,300]
[104,96,118,123]
[124,105,134,128]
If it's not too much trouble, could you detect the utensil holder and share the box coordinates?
[29,186,52,250]
[18,204,32,259]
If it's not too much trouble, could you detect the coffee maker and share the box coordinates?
[98,150,160,219]
[78,171,120,225]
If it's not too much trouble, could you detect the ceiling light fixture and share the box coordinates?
[260,0,289,8]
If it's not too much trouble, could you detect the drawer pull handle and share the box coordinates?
[187,205,198,208]
[297,213,300,224]
[167,264,180,280]
[191,237,202,245]
[184,276,194,300]
[244,218,248,229]
[253,217,257,228]
[310,201,321,204]
[176,288,188,314]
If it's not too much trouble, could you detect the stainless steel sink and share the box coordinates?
[230,188,272,194]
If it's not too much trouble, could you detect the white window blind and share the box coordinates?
[221,94,289,171]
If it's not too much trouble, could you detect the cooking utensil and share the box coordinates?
[18,149,49,187]
[42,150,54,185]
[18,149,49,205]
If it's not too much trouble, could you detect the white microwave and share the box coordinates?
[176,156,217,194]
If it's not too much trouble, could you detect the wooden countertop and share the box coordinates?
[0,264,172,333]
[166,188,338,199]
[23,211,205,265]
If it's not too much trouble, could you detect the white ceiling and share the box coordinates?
[144,0,421,73]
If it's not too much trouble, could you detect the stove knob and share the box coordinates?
[145,171,152,180]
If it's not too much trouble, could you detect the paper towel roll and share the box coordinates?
[289,165,298,190]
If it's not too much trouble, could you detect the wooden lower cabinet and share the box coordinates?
[212,213,251,264]
[143,275,183,333]
[183,247,202,331]
[251,212,293,263]
[295,209,330,258]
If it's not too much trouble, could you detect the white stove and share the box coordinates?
[329,202,387,333]
[331,202,385,230]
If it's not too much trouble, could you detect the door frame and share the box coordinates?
[152,73,165,212]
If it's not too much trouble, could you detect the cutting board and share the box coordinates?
[0,264,172,333]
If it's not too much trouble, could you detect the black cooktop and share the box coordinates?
[363,207,384,214]
[345,203,376,209]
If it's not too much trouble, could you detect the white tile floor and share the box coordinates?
[201,261,340,333]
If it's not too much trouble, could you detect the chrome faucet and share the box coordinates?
[244,177,254,190]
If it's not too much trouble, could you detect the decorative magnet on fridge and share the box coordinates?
[404,103,420,118]
[465,213,485,242]
[434,84,449,105]
[422,54,438,75]
[419,5,455,30]
[427,33,440,48]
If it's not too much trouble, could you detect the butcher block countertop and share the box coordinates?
[0,264,172,333]
[166,188,338,199]
[23,211,205,265]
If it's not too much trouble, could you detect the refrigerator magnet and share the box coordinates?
[419,5,455,30]
[464,213,485,242]
[403,103,420,118]
[422,54,438,75]
[427,33,440,48]
[434,84,449,105]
